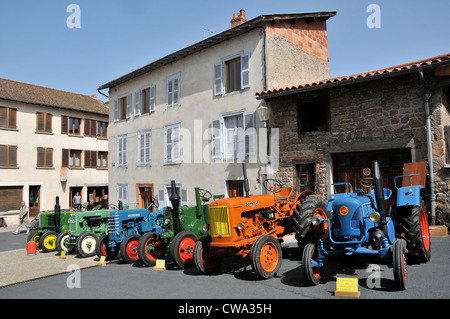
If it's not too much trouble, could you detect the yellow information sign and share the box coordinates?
[59,251,66,259]
[153,259,166,271]
[335,277,360,298]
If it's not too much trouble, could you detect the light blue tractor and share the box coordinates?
[302,160,431,290]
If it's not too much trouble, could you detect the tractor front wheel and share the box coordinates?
[40,231,58,253]
[250,235,282,279]
[120,234,141,263]
[76,232,98,258]
[193,236,222,275]
[56,231,76,255]
[137,232,165,266]
[171,231,198,269]
[392,239,408,290]
[400,205,431,263]
[302,243,323,286]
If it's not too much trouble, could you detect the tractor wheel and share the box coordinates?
[27,230,40,247]
[250,235,282,279]
[193,236,222,275]
[392,239,408,290]
[137,232,165,267]
[120,234,141,263]
[302,243,322,286]
[76,232,98,258]
[39,231,58,253]
[400,205,431,263]
[171,231,198,269]
[96,234,119,261]
[293,195,328,250]
[56,231,76,255]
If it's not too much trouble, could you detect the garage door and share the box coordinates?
[0,186,23,211]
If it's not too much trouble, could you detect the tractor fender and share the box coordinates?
[396,185,424,207]
[293,190,316,205]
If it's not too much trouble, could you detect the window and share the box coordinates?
[227,180,244,197]
[69,150,82,168]
[296,164,317,192]
[214,53,250,96]
[0,145,17,167]
[157,183,188,207]
[37,147,53,168]
[164,123,181,164]
[84,150,97,168]
[297,98,330,132]
[138,130,152,166]
[135,86,156,116]
[114,94,131,121]
[97,151,108,168]
[69,117,81,135]
[117,184,129,205]
[211,112,255,160]
[0,107,17,129]
[97,121,108,138]
[166,73,180,108]
[36,113,52,133]
[84,119,97,137]
[117,134,128,167]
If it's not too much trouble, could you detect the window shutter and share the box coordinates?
[165,126,172,163]
[117,138,123,167]
[157,188,166,207]
[134,91,141,116]
[236,115,245,159]
[36,113,44,132]
[214,62,223,96]
[167,79,173,108]
[62,149,69,167]
[90,119,96,136]
[46,114,52,133]
[173,125,181,163]
[241,54,250,89]
[211,119,221,158]
[150,85,156,112]
[9,109,17,129]
[37,147,44,167]
[126,94,132,119]
[114,99,119,122]
[61,116,68,134]
[181,187,188,206]
[46,148,53,167]
[9,145,17,167]
[173,77,179,105]
[84,119,91,136]
[145,131,151,165]
[244,112,256,156]
[123,136,127,167]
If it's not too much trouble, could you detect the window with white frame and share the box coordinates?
[157,183,188,208]
[117,184,129,205]
[117,134,128,167]
[114,94,132,122]
[214,53,250,96]
[134,85,156,116]
[211,111,255,160]
[138,129,152,166]
[166,73,180,108]
[164,123,181,164]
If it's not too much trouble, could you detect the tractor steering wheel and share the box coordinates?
[263,179,283,193]
[360,177,373,189]
[146,196,159,210]
[198,188,212,201]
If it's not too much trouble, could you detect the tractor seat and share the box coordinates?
[275,187,294,201]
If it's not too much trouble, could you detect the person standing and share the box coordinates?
[13,201,29,234]
[73,192,82,211]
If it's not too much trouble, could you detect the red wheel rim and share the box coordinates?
[145,237,162,261]
[311,247,321,279]
[419,207,430,251]
[402,251,407,281]
[126,239,139,260]
[259,242,279,273]
[178,237,196,262]
[100,239,108,256]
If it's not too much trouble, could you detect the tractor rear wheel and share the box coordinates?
[96,234,119,261]
[293,195,328,250]
[400,205,431,263]
[137,232,165,266]
[27,230,40,247]
[171,231,198,269]
[250,235,282,279]
[302,243,322,286]
[56,231,76,255]
[40,231,58,253]
[392,239,408,290]
[193,236,222,275]
[120,234,141,263]
[76,232,98,258]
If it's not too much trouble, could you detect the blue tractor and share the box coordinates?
[96,199,171,263]
[302,160,431,290]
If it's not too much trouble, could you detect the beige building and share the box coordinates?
[98,10,335,207]
[0,78,109,225]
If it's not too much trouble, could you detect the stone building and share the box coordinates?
[256,53,450,227]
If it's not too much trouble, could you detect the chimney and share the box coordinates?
[231,9,247,28]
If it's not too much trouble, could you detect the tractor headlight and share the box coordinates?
[202,224,209,232]
[408,188,413,194]
[237,223,245,230]
[164,218,170,225]
[369,212,381,223]
[312,215,323,226]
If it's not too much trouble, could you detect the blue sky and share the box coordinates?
[1,0,449,102]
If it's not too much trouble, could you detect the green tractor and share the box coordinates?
[27,196,73,253]
[137,181,223,269]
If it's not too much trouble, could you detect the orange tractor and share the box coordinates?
[193,163,327,279]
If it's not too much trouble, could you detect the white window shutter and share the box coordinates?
[117,137,123,166]
[150,85,156,112]
[214,62,223,96]
[134,91,141,116]
[114,99,119,122]
[241,54,250,89]
[173,77,179,105]
[126,94,132,119]
[173,125,181,163]
[145,130,151,165]
[181,187,188,206]
[244,112,256,156]
[211,119,221,158]
[236,115,245,159]
[123,136,128,167]
[157,188,166,207]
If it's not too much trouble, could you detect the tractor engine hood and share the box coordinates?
[209,194,275,213]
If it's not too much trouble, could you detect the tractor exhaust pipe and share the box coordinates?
[372,161,388,235]
[242,162,250,198]
[169,180,182,234]
[54,196,61,229]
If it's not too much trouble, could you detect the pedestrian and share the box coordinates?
[13,201,29,234]
[73,192,82,211]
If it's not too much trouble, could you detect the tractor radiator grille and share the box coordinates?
[209,206,231,237]
[108,215,120,233]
